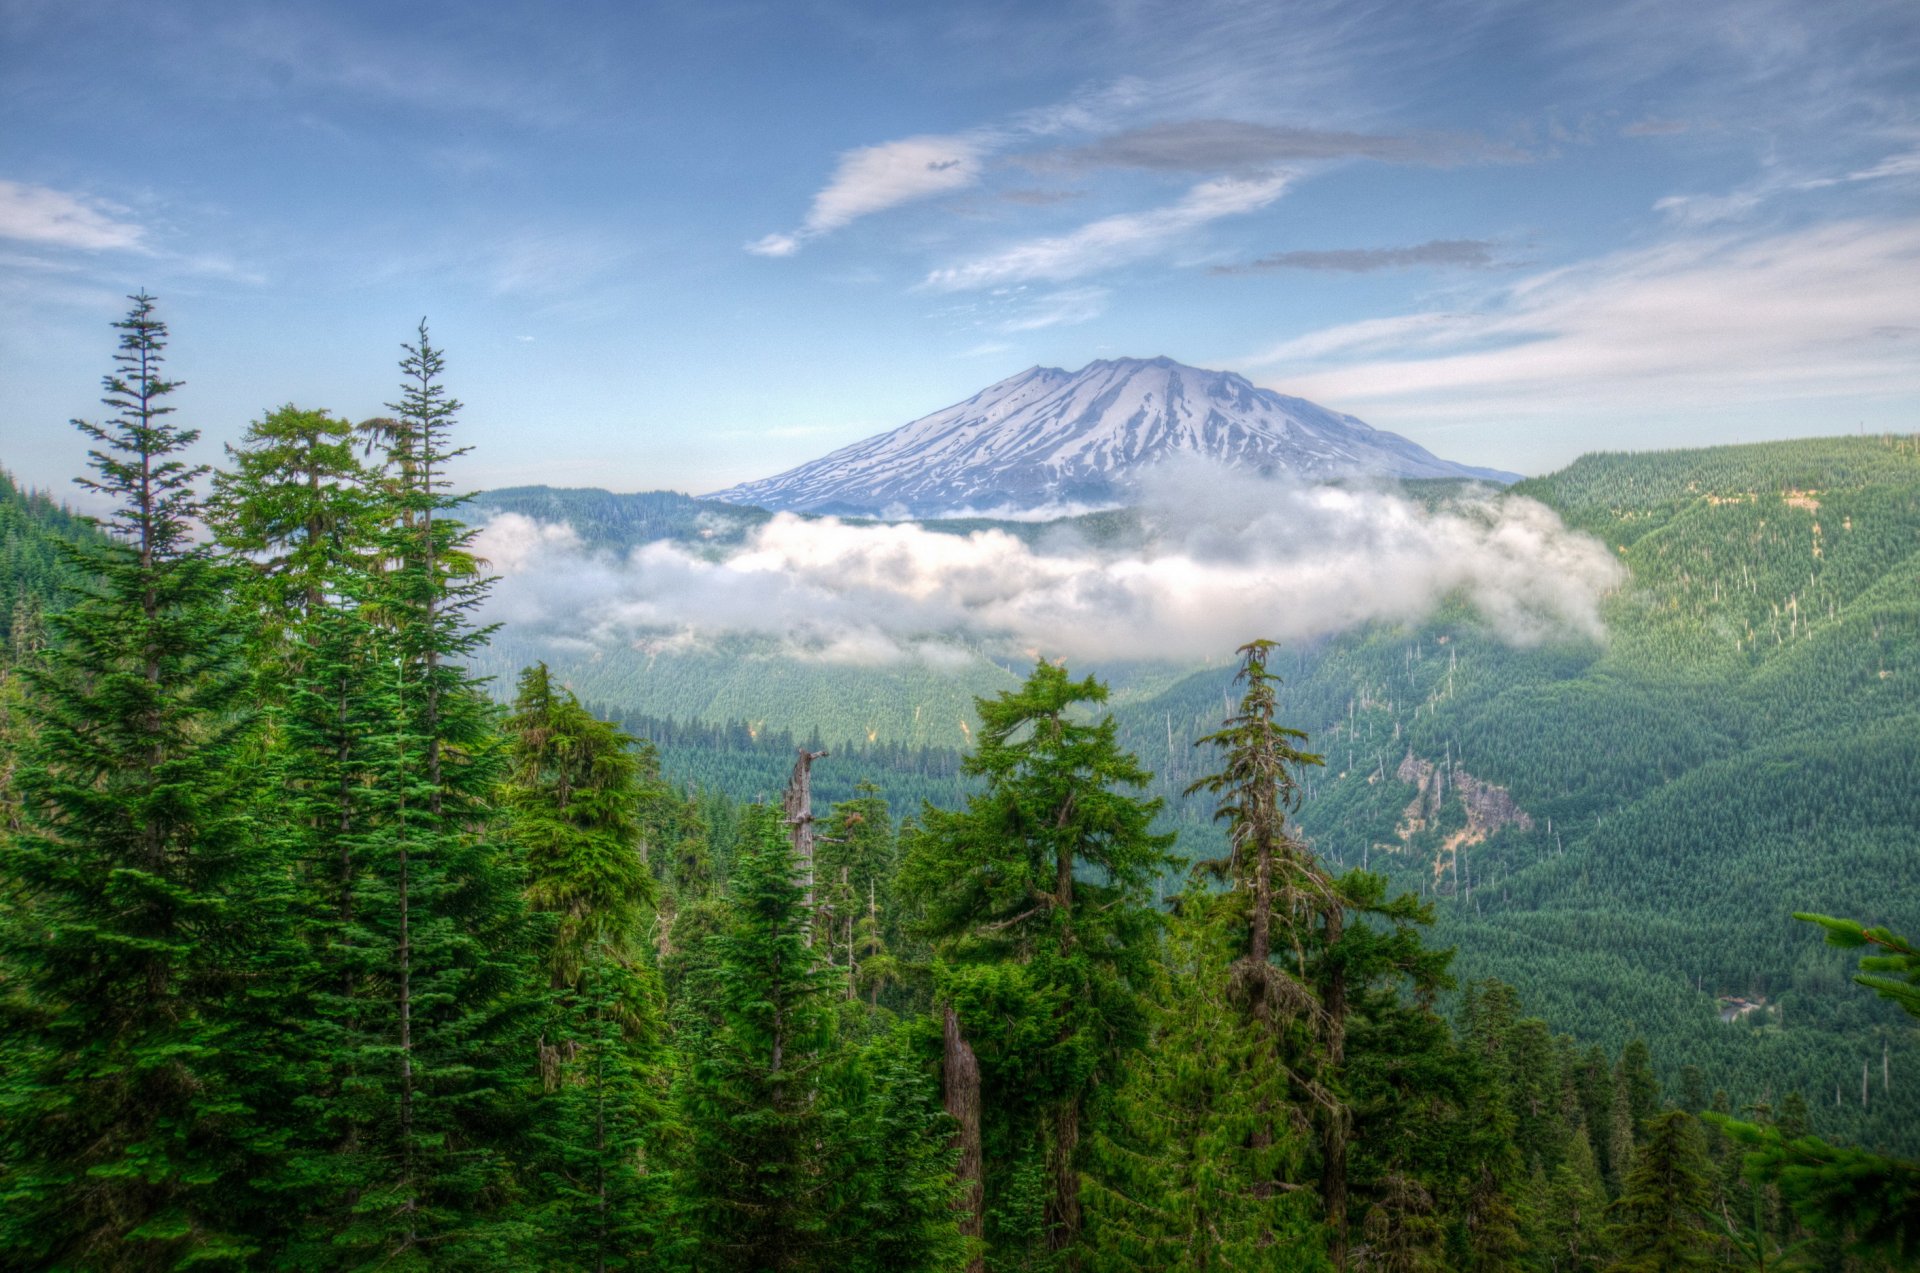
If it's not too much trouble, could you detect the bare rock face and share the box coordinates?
[1391,752,1533,886]
[706,356,1519,517]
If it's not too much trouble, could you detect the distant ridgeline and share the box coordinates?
[588,706,976,815]
[477,434,1920,1155]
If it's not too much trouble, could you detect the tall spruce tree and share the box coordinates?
[274,322,541,1265]
[678,808,840,1271]
[901,659,1176,1267]
[203,397,389,1256]
[1605,1109,1717,1270]
[1083,638,1330,1267]
[503,662,672,1270]
[0,294,259,1267]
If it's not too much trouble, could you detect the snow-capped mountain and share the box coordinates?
[704,357,1519,516]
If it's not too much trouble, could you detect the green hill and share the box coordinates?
[482,435,1920,1154]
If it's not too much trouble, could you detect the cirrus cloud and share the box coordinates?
[0,181,145,251]
[925,171,1291,290]
[747,133,987,256]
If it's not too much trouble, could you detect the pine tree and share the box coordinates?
[1082,894,1329,1272]
[0,294,260,1267]
[678,809,839,1271]
[1081,637,1330,1265]
[826,1027,968,1273]
[1605,1109,1716,1270]
[202,396,390,1257]
[900,659,1176,1266]
[504,663,671,1269]
[207,403,375,674]
[278,322,541,1265]
[1539,1128,1612,1272]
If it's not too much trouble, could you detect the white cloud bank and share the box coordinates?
[473,464,1623,666]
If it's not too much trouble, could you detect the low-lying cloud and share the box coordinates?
[473,464,1623,668]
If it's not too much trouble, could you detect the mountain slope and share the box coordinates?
[705,356,1519,516]
[518,434,1920,1155]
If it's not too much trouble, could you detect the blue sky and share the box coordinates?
[3,0,1916,496]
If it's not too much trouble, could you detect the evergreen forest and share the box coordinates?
[1,296,1916,1271]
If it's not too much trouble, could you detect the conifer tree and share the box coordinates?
[504,663,671,1269]
[901,659,1176,1265]
[1082,893,1329,1271]
[277,322,540,1265]
[1712,914,1920,1262]
[1082,638,1329,1264]
[826,1028,968,1273]
[208,404,375,671]
[0,294,259,1266]
[1540,1128,1613,1272]
[678,808,839,1270]
[1605,1109,1716,1270]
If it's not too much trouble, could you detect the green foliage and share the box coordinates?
[1709,914,1920,1265]
[1794,911,1920,1020]
[677,807,837,1269]
[0,293,261,1267]
[6,312,1915,1271]
[1605,1110,1717,1270]
[902,658,1176,1263]
[1082,894,1329,1271]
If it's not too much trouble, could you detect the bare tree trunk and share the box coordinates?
[943,1004,985,1273]
[1045,835,1082,1264]
[1046,1100,1082,1264]
[1322,901,1349,1269]
[783,748,828,946]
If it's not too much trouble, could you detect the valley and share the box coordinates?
[479,433,1920,1154]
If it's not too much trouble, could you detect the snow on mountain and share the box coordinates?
[704,356,1520,517]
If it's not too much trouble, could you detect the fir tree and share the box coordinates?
[1605,1109,1716,1271]
[678,809,839,1271]
[1082,893,1329,1272]
[504,663,671,1270]
[0,293,259,1267]
[1082,637,1330,1265]
[280,322,541,1265]
[901,659,1176,1266]
[1539,1128,1612,1272]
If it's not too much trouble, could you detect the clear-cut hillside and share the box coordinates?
[705,356,1519,516]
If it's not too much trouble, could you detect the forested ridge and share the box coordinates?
[486,437,1920,1164]
[1,297,1915,1269]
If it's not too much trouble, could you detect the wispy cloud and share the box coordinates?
[1655,144,1920,226]
[0,181,145,251]
[999,286,1110,331]
[925,172,1291,290]
[748,132,990,256]
[1032,119,1526,172]
[1254,219,1920,416]
[1213,238,1498,275]
[1621,116,1690,137]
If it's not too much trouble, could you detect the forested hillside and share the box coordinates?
[3,299,1914,1269]
[501,436,1920,1161]
[0,466,98,659]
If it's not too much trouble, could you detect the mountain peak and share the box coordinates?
[706,358,1518,516]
